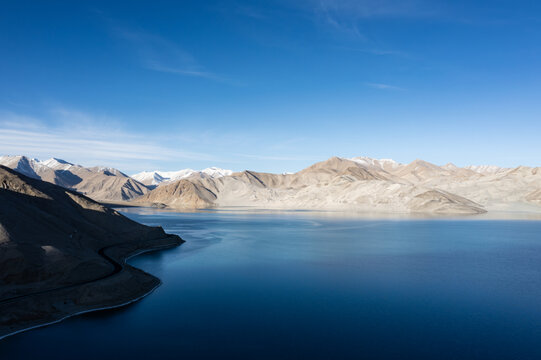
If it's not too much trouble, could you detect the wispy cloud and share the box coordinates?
[234,4,268,20]
[309,0,439,19]
[0,108,325,174]
[292,0,440,40]
[365,82,403,90]
[0,110,216,172]
[334,45,412,59]
[145,64,220,80]
[360,48,410,57]
[111,26,229,82]
[319,11,366,40]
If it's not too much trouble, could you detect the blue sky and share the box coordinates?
[1,0,540,174]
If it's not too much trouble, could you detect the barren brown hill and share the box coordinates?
[136,178,217,209]
[0,156,149,202]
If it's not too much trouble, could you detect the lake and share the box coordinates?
[2,209,541,359]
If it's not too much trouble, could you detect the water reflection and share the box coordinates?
[2,209,541,360]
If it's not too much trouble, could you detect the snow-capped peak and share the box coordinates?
[464,165,507,174]
[0,155,41,178]
[350,156,401,170]
[200,167,233,178]
[0,155,78,175]
[40,158,74,170]
[131,167,233,186]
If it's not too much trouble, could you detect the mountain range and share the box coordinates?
[0,156,148,202]
[2,155,540,215]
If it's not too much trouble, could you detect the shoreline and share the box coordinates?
[0,235,183,341]
[118,205,541,221]
[0,280,162,342]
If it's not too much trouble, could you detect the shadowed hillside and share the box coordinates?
[0,165,183,339]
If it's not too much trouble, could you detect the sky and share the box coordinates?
[1,0,540,174]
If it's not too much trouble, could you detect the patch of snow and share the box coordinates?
[201,167,233,178]
[40,157,73,170]
[131,167,233,185]
[465,165,506,174]
[350,156,401,170]
[0,155,41,178]
[90,166,127,177]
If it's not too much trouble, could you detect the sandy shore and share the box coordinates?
[0,234,183,341]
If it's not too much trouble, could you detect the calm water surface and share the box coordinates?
[2,209,541,359]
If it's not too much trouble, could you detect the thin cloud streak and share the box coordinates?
[334,45,413,59]
[291,0,441,41]
[112,25,228,81]
[319,9,366,40]
[234,4,268,19]
[0,109,320,173]
[359,48,411,58]
[147,63,237,84]
[0,113,218,172]
[0,128,214,161]
[365,82,403,90]
[307,0,440,19]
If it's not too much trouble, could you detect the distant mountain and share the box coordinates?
[0,155,149,202]
[131,167,233,186]
[350,156,402,172]
[4,154,540,215]
[132,156,541,214]
[137,156,533,214]
[464,165,509,174]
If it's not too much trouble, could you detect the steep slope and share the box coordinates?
[408,190,486,214]
[391,159,451,182]
[0,155,150,202]
[131,171,167,186]
[0,165,183,339]
[527,189,541,204]
[136,179,217,208]
[72,170,149,201]
[0,155,41,179]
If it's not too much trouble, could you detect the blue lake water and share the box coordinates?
[2,209,541,359]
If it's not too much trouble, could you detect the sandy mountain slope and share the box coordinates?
[527,189,541,204]
[0,165,182,338]
[407,190,486,214]
[391,159,455,182]
[413,163,541,211]
[465,165,510,174]
[0,155,149,202]
[137,179,217,208]
[134,157,487,215]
